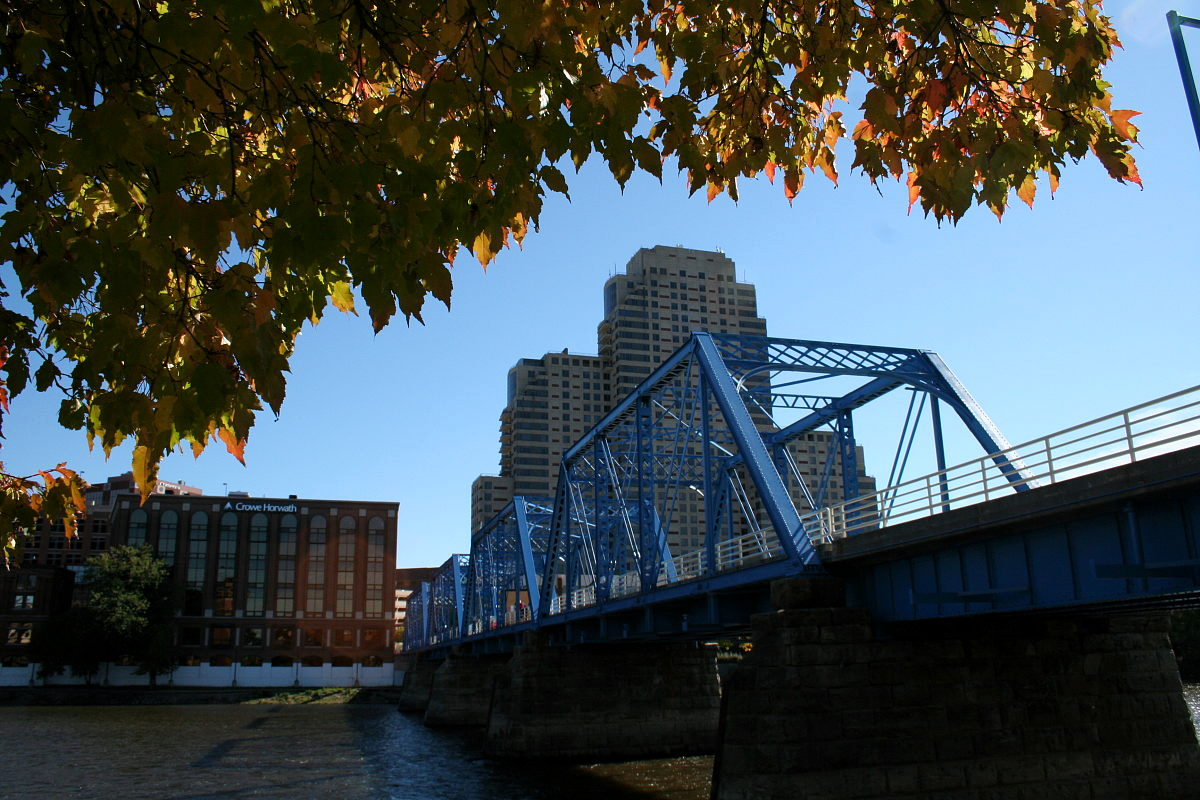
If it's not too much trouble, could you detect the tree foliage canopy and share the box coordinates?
[81,544,180,680]
[0,0,1139,543]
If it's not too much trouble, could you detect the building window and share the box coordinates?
[242,628,265,647]
[6,623,33,646]
[10,594,34,611]
[246,513,268,617]
[305,516,326,615]
[303,628,323,647]
[335,517,356,619]
[210,626,234,648]
[127,508,148,546]
[366,518,386,617]
[215,512,238,616]
[157,510,178,567]
[186,511,209,617]
[180,627,204,646]
[362,628,384,648]
[333,628,355,647]
[271,627,294,648]
[240,655,264,667]
[275,514,297,616]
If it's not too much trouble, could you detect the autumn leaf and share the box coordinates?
[1110,110,1141,141]
[0,0,1141,539]
[330,281,357,314]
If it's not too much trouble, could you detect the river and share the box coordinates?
[2,687,1199,799]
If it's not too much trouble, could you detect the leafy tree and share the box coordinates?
[84,545,181,685]
[0,0,1140,550]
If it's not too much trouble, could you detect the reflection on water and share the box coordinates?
[2,688,1199,800]
[0,704,711,800]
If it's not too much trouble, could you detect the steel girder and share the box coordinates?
[533,333,1031,622]
[402,581,431,651]
[425,554,468,647]
[407,333,1031,651]
[460,497,553,638]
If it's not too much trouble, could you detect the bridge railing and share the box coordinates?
[807,385,1200,543]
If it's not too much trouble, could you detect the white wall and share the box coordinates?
[14,662,396,688]
[0,664,36,686]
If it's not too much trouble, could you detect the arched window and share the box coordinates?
[305,516,326,615]
[365,517,386,618]
[336,516,357,618]
[127,509,148,546]
[214,512,238,616]
[157,510,178,566]
[275,514,298,616]
[184,511,209,615]
[246,513,268,616]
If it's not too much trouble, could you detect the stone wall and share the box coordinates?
[396,656,439,713]
[486,634,721,760]
[714,592,1200,799]
[423,653,509,726]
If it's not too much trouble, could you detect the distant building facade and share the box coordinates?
[394,566,439,651]
[3,475,400,688]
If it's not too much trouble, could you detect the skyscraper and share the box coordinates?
[470,245,872,539]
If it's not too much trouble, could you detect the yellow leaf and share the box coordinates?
[132,445,157,504]
[330,281,357,314]
[472,229,500,267]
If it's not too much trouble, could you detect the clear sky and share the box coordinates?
[4,0,1198,568]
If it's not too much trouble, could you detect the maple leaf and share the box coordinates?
[0,0,1140,540]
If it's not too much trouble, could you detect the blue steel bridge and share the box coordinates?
[403,333,1200,654]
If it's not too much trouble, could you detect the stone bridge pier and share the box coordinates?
[713,578,1200,799]
[398,633,721,761]
[398,576,1200,797]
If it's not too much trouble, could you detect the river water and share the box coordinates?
[0,703,711,800]
[2,688,1199,800]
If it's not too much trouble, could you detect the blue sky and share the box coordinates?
[4,0,1198,568]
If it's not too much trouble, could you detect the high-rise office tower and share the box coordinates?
[470,351,605,530]
[470,245,872,540]
[597,245,767,402]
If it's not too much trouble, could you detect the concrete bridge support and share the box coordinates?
[424,652,509,727]
[713,578,1200,799]
[396,656,439,713]
[485,633,721,760]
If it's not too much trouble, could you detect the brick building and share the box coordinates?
[3,475,400,688]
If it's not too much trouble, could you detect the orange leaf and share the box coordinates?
[924,78,949,113]
[218,428,247,465]
[1110,110,1141,141]
[764,161,776,183]
[706,182,721,203]
[783,169,802,202]
[906,172,919,214]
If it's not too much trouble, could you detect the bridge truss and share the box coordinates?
[404,333,1035,652]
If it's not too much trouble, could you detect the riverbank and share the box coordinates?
[0,685,405,706]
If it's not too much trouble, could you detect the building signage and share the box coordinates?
[223,501,298,513]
